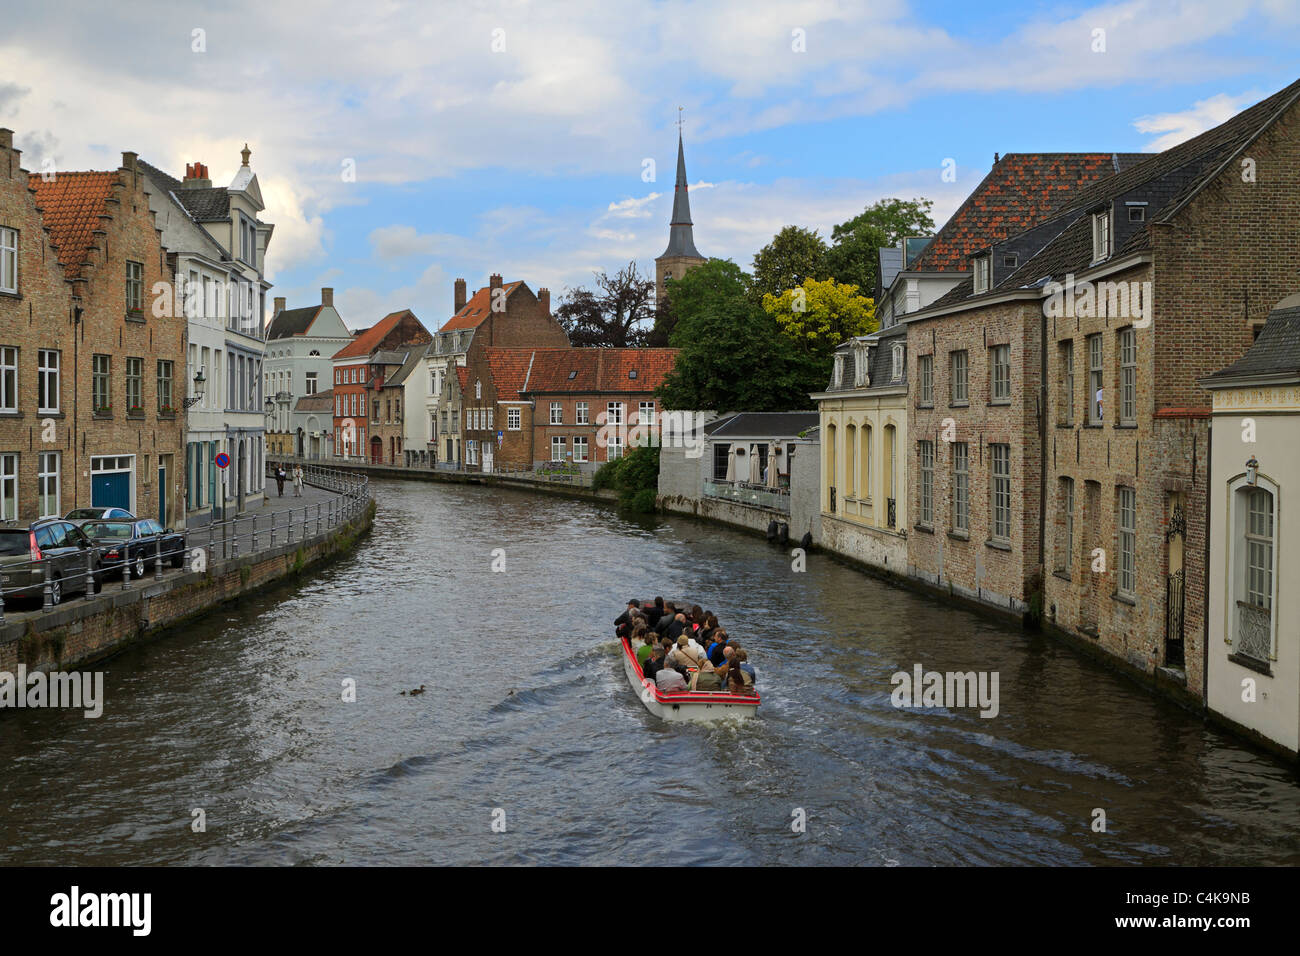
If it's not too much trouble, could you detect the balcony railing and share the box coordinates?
[1235,600,1272,664]
[703,479,791,513]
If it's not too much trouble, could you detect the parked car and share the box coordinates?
[65,506,135,526]
[0,519,104,606]
[80,518,186,579]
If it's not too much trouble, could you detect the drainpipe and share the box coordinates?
[1202,419,1211,707]
[1038,306,1048,589]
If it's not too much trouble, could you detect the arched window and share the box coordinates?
[825,423,837,513]
[844,423,856,497]
[309,350,320,356]
[861,424,872,500]
[1231,480,1276,664]
[475,379,482,399]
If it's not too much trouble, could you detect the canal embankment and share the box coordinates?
[0,468,374,675]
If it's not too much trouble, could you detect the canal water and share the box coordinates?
[1,477,1298,865]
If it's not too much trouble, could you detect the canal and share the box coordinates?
[2,477,1298,865]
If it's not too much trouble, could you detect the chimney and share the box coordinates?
[0,129,12,151]
[489,273,503,290]
[181,161,211,189]
[321,287,334,307]
[454,277,467,312]
[273,296,286,314]
[538,287,551,315]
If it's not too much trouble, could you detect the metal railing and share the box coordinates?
[0,468,370,625]
[703,478,792,513]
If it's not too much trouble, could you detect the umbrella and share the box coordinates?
[724,447,736,483]
[766,443,781,488]
[749,445,759,485]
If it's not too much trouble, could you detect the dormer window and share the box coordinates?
[1092,210,1111,262]
[854,345,869,387]
[568,370,577,380]
[973,255,991,294]
[891,343,904,381]
[1002,254,1018,269]
[628,369,637,379]
[833,353,846,388]
[1127,203,1146,223]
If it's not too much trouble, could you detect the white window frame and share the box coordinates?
[607,401,624,425]
[0,227,16,294]
[551,435,566,462]
[1092,211,1111,262]
[306,372,318,395]
[952,442,969,533]
[1088,334,1104,424]
[991,444,1011,542]
[950,350,968,405]
[38,348,60,414]
[1117,486,1136,598]
[918,440,934,525]
[37,450,60,519]
[0,453,16,521]
[576,402,589,425]
[573,436,589,463]
[639,401,656,426]
[991,344,1010,402]
[550,402,563,425]
[891,343,904,381]
[0,346,16,413]
[507,407,521,431]
[1060,340,1074,425]
[1119,328,1136,425]
[973,254,991,294]
[918,354,933,405]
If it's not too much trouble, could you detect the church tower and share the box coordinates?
[655,132,706,308]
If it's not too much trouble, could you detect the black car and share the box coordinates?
[80,518,187,579]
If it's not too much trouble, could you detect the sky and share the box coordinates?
[1,0,1297,330]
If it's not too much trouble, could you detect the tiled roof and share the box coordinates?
[456,366,469,391]
[906,153,1143,273]
[267,306,322,340]
[521,348,679,393]
[440,282,523,332]
[170,185,230,221]
[709,411,820,438]
[1204,295,1300,385]
[27,171,118,279]
[295,389,333,412]
[332,310,416,359]
[482,347,538,399]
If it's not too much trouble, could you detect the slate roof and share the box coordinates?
[660,134,703,259]
[521,348,678,394]
[440,282,523,332]
[906,153,1144,273]
[295,389,333,412]
[877,245,904,299]
[383,349,424,389]
[1204,296,1300,385]
[267,306,323,340]
[136,158,232,222]
[709,411,820,438]
[27,171,118,279]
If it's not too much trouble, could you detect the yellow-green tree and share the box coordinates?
[762,278,877,361]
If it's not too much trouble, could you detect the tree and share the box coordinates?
[554,261,655,347]
[657,259,812,412]
[823,197,935,295]
[750,225,829,301]
[761,278,877,361]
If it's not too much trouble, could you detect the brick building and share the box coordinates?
[330,309,430,459]
[1,134,185,527]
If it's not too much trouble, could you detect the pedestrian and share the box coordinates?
[293,463,304,497]
[275,463,286,497]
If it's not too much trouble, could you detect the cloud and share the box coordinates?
[1132,90,1262,150]
[368,225,461,262]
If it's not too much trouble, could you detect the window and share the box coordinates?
[1117,487,1136,597]
[639,401,656,426]
[1088,334,1104,423]
[37,451,59,519]
[952,442,969,533]
[466,439,478,466]
[486,407,493,428]
[1128,204,1145,222]
[0,453,15,521]
[475,379,482,399]
[335,395,342,417]
[607,402,624,425]
[917,355,933,405]
[157,360,173,412]
[359,393,365,416]
[607,433,624,460]
[0,227,16,294]
[973,254,991,294]
[38,349,59,414]
[573,436,589,463]
[950,350,968,405]
[551,436,566,461]
[126,261,144,312]
[891,343,904,381]
[991,444,1011,542]
[576,402,589,425]
[1059,341,1074,425]
[0,346,16,413]
[1245,489,1274,611]
[1119,328,1136,425]
[1056,478,1074,573]
[305,372,318,395]
[550,402,563,425]
[1091,211,1111,262]
[991,344,1010,402]
[918,441,934,525]
[507,407,521,430]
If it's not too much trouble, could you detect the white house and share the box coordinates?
[265,288,353,459]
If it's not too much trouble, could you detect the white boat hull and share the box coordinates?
[620,638,759,722]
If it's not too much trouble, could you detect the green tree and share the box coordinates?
[593,444,660,512]
[823,197,936,294]
[750,225,828,300]
[656,259,812,412]
[761,277,877,360]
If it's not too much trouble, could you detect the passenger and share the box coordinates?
[615,599,641,638]
[642,644,665,681]
[692,661,723,692]
[645,596,666,629]
[655,602,677,635]
[656,654,688,693]
[735,649,756,687]
[665,612,687,641]
[707,629,729,667]
[727,664,751,696]
[699,613,720,646]
[670,633,705,670]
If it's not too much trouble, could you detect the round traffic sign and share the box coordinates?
[215,452,231,469]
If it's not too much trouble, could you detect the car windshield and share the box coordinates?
[88,522,133,540]
[0,531,29,556]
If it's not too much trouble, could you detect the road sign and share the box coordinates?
[497,430,503,447]
[215,452,230,469]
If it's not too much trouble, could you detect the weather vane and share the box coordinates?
[677,106,684,132]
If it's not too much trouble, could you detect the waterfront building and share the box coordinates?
[138,151,274,519]
[1202,295,1300,759]
[368,348,421,465]
[330,310,431,460]
[655,133,706,309]
[1,139,186,525]
[264,288,353,458]
[812,325,910,572]
[424,274,568,468]
[292,390,334,459]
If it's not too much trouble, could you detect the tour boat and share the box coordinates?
[620,636,760,722]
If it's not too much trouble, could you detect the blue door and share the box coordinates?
[92,472,130,510]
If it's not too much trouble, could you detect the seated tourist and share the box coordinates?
[645,596,666,629]
[735,648,756,686]
[615,599,641,638]
[692,661,723,692]
[642,644,666,681]
[707,630,730,667]
[665,612,687,641]
[670,634,705,670]
[655,602,676,635]
[727,664,751,696]
[656,656,688,693]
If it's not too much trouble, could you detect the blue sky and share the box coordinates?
[1,0,1297,328]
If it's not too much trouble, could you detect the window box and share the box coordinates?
[127,406,145,419]
[125,309,146,323]
[93,405,113,418]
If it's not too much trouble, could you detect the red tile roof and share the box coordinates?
[439,281,523,332]
[456,366,469,391]
[27,171,118,279]
[908,154,1138,273]
[482,347,546,399]
[332,310,412,359]
[521,347,678,394]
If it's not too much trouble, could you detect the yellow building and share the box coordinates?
[811,326,909,572]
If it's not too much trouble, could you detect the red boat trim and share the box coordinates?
[621,637,760,707]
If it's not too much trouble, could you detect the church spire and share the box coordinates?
[660,132,702,259]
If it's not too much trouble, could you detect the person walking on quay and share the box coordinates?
[293,464,304,497]
[275,463,287,497]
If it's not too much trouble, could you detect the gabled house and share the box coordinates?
[330,310,431,459]
[264,288,352,458]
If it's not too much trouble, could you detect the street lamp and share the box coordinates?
[1246,456,1259,485]
[182,368,207,408]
